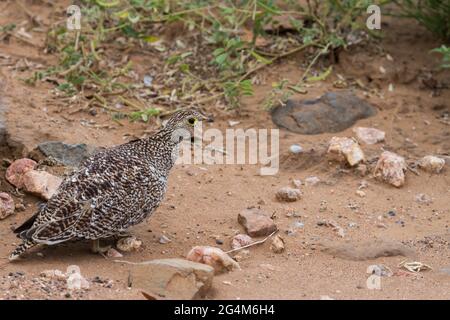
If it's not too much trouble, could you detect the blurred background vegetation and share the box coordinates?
[2,0,448,121]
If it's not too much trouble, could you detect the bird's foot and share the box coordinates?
[91,239,111,256]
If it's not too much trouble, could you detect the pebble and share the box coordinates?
[387,210,396,217]
[353,127,385,145]
[415,193,432,204]
[292,179,302,188]
[327,136,365,166]
[270,235,285,253]
[418,155,445,173]
[117,236,142,252]
[186,246,240,274]
[305,176,320,186]
[355,190,366,197]
[238,208,277,237]
[233,249,250,262]
[374,151,407,187]
[231,234,253,250]
[0,193,15,220]
[275,187,302,202]
[159,235,171,244]
[289,144,303,154]
[106,248,123,258]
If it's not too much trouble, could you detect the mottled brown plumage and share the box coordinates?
[9,109,204,260]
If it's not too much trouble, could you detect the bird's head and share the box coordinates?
[163,108,206,143]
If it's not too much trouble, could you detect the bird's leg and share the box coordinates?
[112,231,132,240]
[91,239,111,254]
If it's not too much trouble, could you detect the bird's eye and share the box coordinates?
[187,117,197,126]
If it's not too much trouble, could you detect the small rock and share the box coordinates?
[270,235,285,253]
[117,236,142,252]
[276,187,302,202]
[292,179,302,188]
[374,151,407,187]
[415,193,432,204]
[21,170,62,200]
[353,127,385,145]
[367,264,393,277]
[356,164,368,176]
[355,190,366,197]
[215,239,224,245]
[317,220,345,237]
[358,180,369,189]
[233,249,250,262]
[387,210,396,217]
[40,269,66,281]
[0,192,15,220]
[143,75,153,87]
[66,265,90,290]
[106,248,123,258]
[186,246,240,274]
[159,235,171,244]
[305,176,321,186]
[289,144,303,154]
[15,203,25,211]
[228,120,240,127]
[286,221,304,236]
[418,155,445,173]
[231,234,253,250]
[5,158,37,188]
[327,137,365,166]
[132,258,214,299]
[238,208,277,237]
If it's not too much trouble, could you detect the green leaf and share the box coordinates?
[256,1,281,15]
[214,52,228,66]
[251,51,272,65]
[306,66,333,83]
[142,35,159,43]
[179,64,190,73]
[95,0,120,8]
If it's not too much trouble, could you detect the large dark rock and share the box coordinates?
[37,141,98,167]
[271,91,377,134]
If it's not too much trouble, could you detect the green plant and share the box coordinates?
[431,45,450,68]
[394,0,450,41]
[27,0,388,115]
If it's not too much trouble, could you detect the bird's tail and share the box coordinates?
[9,240,37,261]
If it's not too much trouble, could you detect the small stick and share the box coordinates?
[225,230,278,254]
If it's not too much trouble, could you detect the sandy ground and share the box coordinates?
[0,1,449,300]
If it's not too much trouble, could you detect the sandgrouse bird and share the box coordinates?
[10,109,204,261]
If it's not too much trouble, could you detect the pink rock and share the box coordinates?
[238,208,277,237]
[22,170,62,200]
[5,158,37,188]
[231,234,253,250]
[186,246,240,274]
[0,193,15,220]
[353,127,385,145]
[374,151,407,187]
[106,248,123,258]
